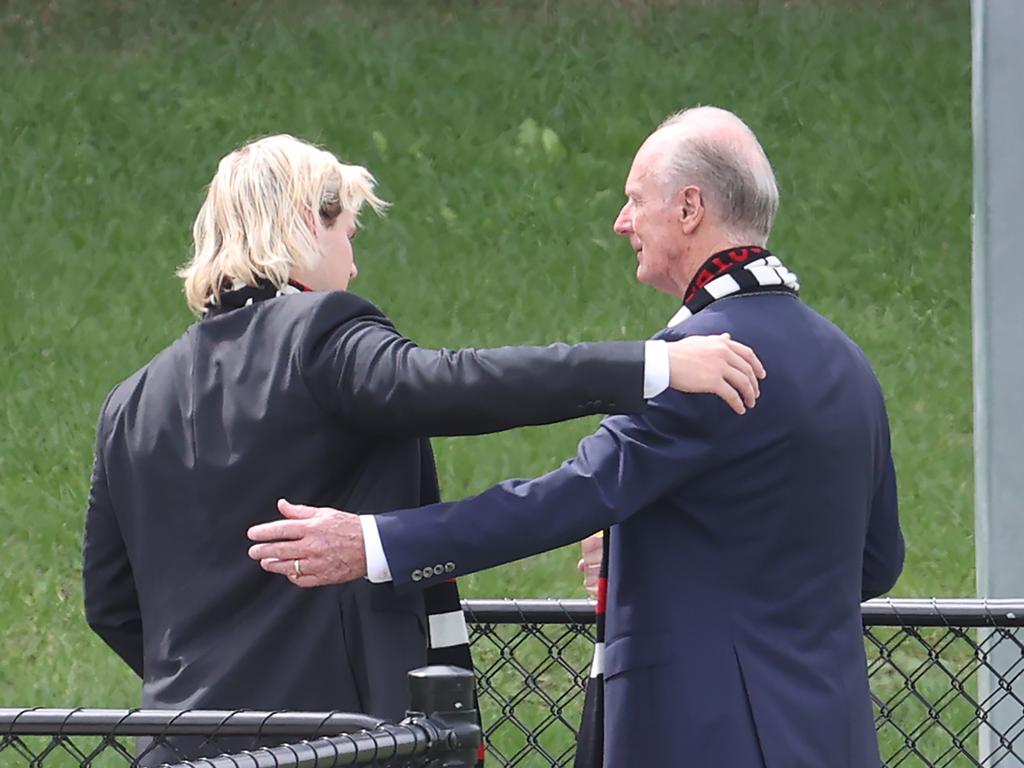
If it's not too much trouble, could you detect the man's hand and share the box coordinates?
[247,499,366,587]
[578,532,603,597]
[666,333,765,414]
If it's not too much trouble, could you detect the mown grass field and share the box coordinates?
[0,0,975,761]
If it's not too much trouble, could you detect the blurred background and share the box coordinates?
[0,0,971,708]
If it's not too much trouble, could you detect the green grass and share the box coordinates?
[0,0,975,760]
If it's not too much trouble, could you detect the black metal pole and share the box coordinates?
[153,666,480,768]
[162,724,431,767]
[405,665,480,767]
[0,709,383,737]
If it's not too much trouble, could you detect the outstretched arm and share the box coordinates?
[300,295,763,438]
[247,389,734,588]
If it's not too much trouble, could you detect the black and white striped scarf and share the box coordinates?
[573,246,799,768]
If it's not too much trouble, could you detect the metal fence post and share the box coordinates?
[972,1,1024,765]
[406,665,480,767]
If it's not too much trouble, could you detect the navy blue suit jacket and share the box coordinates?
[376,292,904,768]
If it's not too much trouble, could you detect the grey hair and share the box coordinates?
[655,107,779,245]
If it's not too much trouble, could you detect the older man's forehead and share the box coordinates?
[623,166,640,195]
[622,164,663,199]
[624,152,660,195]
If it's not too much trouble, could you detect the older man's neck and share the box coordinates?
[669,236,757,299]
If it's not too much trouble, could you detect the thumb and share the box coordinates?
[719,333,731,340]
[277,498,320,519]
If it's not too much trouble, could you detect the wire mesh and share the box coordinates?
[462,598,1024,768]
[2,600,1022,767]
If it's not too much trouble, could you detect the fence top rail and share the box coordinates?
[460,598,1024,627]
[164,723,440,768]
[0,708,384,736]
[860,598,1024,626]
[462,598,595,624]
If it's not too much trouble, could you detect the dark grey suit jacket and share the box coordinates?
[82,289,646,761]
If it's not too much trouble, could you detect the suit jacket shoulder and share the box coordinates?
[277,289,390,334]
[100,290,390,418]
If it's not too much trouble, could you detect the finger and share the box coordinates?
[278,498,320,519]
[712,378,746,415]
[725,350,760,404]
[578,558,586,573]
[260,557,297,576]
[724,338,766,380]
[249,540,314,561]
[247,519,308,542]
[260,557,323,578]
[278,560,358,588]
[728,342,766,381]
[722,365,757,410]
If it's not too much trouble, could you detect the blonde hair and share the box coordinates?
[179,134,388,313]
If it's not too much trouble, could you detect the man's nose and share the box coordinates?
[613,205,632,236]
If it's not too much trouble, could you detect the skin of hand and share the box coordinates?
[666,333,766,415]
[247,499,367,587]
[578,532,603,596]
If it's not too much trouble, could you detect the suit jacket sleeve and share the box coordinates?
[861,447,904,601]
[82,403,144,678]
[299,292,647,437]
[375,389,735,588]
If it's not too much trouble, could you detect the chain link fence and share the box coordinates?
[3,601,1023,767]
[463,598,1024,768]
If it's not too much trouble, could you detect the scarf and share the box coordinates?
[203,278,308,317]
[573,246,799,768]
[207,279,485,766]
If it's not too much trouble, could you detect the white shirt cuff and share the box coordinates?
[643,339,670,398]
[360,515,393,583]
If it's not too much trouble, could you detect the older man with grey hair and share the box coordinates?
[249,107,904,768]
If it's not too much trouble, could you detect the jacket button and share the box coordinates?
[411,569,423,582]
[444,562,455,573]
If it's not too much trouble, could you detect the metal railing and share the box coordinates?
[0,666,480,768]
[463,598,1024,768]
[2,600,1023,767]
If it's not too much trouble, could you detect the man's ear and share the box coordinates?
[679,185,705,235]
[302,207,318,237]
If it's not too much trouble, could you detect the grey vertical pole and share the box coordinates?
[973,1,1024,764]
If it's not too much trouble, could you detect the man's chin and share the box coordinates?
[636,268,681,298]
